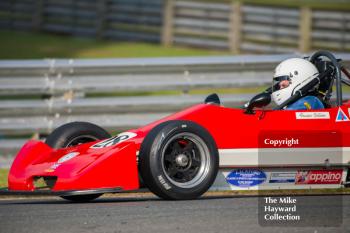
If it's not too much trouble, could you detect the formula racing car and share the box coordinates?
[6,51,350,201]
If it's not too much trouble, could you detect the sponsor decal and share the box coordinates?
[157,175,171,190]
[45,152,79,172]
[295,170,343,185]
[336,108,349,122]
[295,112,330,120]
[226,169,266,187]
[303,102,312,110]
[91,132,137,149]
[264,138,299,147]
[57,152,79,163]
[269,172,296,183]
[45,168,55,173]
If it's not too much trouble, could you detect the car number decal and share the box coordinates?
[90,132,137,149]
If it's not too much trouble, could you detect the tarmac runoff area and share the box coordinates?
[0,192,349,233]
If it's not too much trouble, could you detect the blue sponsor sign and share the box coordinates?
[226,169,266,187]
[269,172,296,183]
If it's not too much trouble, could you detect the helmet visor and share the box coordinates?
[272,75,291,91]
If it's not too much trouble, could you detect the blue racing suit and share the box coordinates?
[286,96,324,110]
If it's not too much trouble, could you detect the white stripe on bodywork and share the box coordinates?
[219,147,350,167]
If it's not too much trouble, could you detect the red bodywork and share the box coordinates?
[8,103,350,192]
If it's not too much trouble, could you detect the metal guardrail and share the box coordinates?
[0,54,303,97]
[1,53,350,167]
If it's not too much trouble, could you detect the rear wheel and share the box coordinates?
[139,120,219,200]
[45,121,111,202]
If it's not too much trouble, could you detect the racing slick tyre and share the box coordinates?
[139,120,219,200]
[58,194,102,203]
[45,121,111,149]
[45,121,111,202]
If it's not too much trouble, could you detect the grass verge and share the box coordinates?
[0,30,229,59]
[0,169,8,188]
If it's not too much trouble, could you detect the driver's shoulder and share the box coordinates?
[299,95,319,102]
[286,95,324,110]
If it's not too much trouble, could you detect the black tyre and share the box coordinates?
[139,120,219,200]
[45,121,111,149]
[45,121,111,202]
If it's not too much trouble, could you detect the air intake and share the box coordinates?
[33,176,57,190]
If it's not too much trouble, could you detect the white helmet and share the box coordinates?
[271,58,319,105]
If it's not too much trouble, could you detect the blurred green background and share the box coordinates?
[0,30,228,59]
[1,0,349,59]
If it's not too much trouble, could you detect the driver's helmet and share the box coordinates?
[271,58,319,105]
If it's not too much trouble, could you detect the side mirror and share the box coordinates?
[204,93,221,105]
[244,93,271,114]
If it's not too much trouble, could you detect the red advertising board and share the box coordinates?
[295,170,343,185]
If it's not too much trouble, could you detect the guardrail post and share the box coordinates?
[33,0,44,31]
[162,0,174,47]
[96,0,107,39]
[228,1,242,54]
[299,6,312,53]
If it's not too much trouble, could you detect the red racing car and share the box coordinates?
[6,51,350,201]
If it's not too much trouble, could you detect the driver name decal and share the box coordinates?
[295,112,330,120]
[91,132,137,149]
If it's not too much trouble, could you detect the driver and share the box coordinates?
[271,58,325,110]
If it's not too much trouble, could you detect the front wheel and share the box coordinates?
[45,121,111,202]
[139,120,219,200]
[60,194,102,202]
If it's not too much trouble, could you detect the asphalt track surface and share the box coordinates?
[0,194,349,233]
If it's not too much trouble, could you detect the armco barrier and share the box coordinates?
[1,53,350,167]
